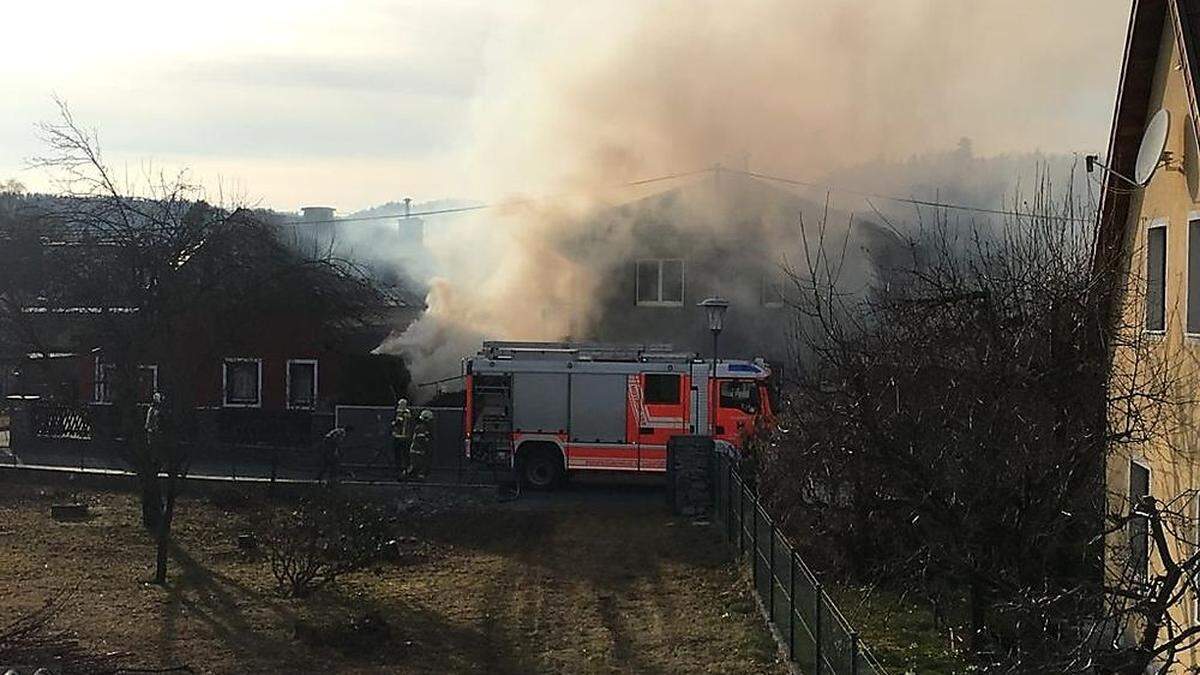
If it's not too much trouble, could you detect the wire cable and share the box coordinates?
[725,167,1094,224]
[288,168,711,226]
[294,164,1095,227]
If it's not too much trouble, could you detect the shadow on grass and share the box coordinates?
[156,542,547,673]
[399,486,746,674]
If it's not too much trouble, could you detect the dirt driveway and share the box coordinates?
[0,479,784,674]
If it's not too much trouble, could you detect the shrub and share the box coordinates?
[0,589,125,674]
[258,486,392,598]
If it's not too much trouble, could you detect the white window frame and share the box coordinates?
[286,359,319,410]
[635,258,685,307]
[222,357,263,408]
[94,357,115,404]
[1187,214,1200,338]
[1146,219,1169,335]
[1194,492,1200,623]
[93,358,158,405]
[1128,458,1153,581]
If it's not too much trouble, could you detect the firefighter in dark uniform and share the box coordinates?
[391,398,413,481]
[317,425,352,483]
[406,409,434,480]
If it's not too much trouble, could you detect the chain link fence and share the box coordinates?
[713,450,888,675]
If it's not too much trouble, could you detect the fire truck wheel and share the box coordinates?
[518,446,563,490]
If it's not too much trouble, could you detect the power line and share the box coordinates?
[727,167,1093,224]
[289,168,711,226]
[282,164,1095,227]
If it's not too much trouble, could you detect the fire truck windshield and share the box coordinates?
[719,380,760,414]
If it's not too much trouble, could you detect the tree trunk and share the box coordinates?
[152,475,177,584]
[140,472,162,531]
[969,578,986,653]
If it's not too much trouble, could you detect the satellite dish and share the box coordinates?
[1135,108,1171,186]
[1187,115,1200,201]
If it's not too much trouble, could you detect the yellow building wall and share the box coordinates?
[1110,14,1200,671]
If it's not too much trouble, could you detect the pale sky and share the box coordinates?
[1,1,1133,213]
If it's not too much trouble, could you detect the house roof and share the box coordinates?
[1098,1,1199,270]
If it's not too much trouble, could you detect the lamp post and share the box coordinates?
[698,297,730,379]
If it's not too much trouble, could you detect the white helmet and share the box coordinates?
[397,398,409,411]
[419,409,434,421]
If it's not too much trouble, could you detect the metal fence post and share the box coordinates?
[738,479,745,555]
[769,521,776,620]
[725,458,733,542]
[751,496,758,590]
[789,550,796,662]
[814,582,823,675]
[850,631,860,675]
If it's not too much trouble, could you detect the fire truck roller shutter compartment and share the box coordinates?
[569,373,628,443]
[512,372,569,433]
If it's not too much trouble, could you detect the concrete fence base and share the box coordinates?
[666,435,715,517]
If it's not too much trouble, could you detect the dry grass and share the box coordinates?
[0,481,784,674]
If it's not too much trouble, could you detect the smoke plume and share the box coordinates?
[381,0,1125,395]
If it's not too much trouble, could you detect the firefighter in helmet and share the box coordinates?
[406,409,435,480]
[144,392,164,443]
[391,398,413,481]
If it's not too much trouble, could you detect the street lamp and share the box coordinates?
[698,297,730,378]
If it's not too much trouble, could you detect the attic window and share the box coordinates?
[636,259,684,306]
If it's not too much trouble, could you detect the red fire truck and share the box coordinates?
[463,341,772,488]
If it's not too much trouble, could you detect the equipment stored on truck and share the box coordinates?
[463,341,772,488]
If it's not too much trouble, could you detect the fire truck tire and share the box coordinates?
[517,444,563,490]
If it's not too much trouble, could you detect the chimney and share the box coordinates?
[299,206,336,259]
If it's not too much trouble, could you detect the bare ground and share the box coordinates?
[0,481,784,674]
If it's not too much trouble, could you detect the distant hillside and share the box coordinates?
[819,140,1096,222]
[346,198,481,220]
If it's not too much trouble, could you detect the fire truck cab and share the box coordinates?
[463,341,772,488]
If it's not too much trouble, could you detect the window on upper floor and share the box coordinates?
[636,259,684,306]
[223,358,262,407]
[1147,222,1167,333]
[762,274,785,308]
[1189,219,1200,335]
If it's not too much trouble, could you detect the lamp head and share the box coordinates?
[698,297,730,333]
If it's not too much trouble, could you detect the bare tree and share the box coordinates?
[750,170,1200,671]
[0,100,382,584]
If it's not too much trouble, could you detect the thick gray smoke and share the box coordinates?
[380,0,1125,396]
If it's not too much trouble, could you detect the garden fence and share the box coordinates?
[712,451,888,675]
[10,402,482,485]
